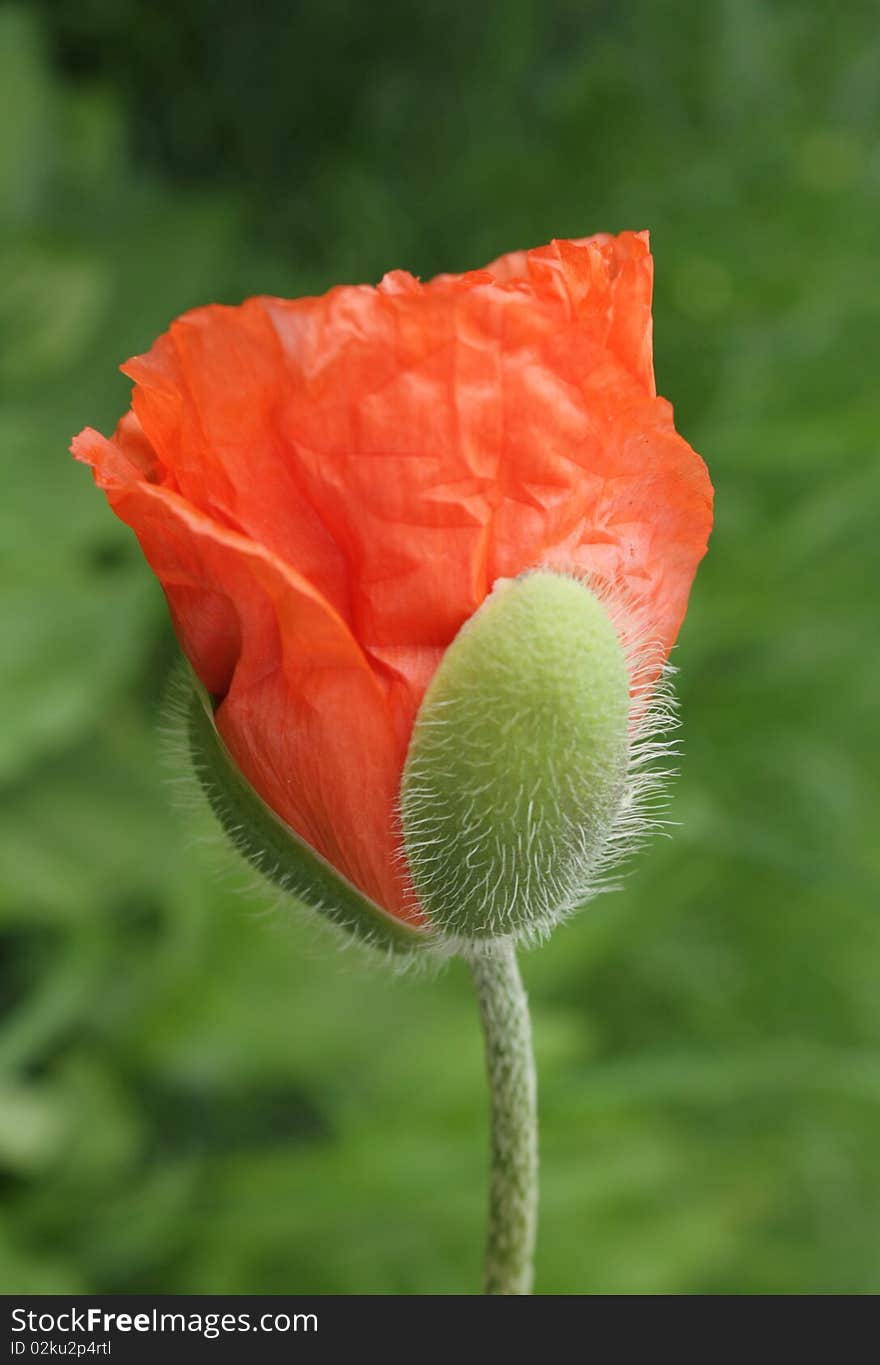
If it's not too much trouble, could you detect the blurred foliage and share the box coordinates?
[1,0,878,1293]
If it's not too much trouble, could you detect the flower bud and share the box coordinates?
[401,571,633,944]
[73,232,710,960]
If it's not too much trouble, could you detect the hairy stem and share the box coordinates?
[468,939,538,1294]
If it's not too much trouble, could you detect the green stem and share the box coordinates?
[468,939,538,1295]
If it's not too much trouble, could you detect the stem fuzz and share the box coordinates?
[468,939,538,1294]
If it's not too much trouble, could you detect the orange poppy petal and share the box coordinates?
[71,426,417,920]
[121,303,354,625]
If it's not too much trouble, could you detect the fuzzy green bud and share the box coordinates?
[401,571,632,943]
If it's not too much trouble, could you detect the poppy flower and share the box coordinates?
[72,232,712,947]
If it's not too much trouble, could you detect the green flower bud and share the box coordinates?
[401,571,638,944]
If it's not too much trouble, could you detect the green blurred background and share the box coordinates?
[2,0,878,1294]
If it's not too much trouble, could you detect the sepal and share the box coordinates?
[188,681,431,958]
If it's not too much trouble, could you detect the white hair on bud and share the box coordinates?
[397,569,681,950]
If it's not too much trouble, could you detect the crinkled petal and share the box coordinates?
[71,426,419,921]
